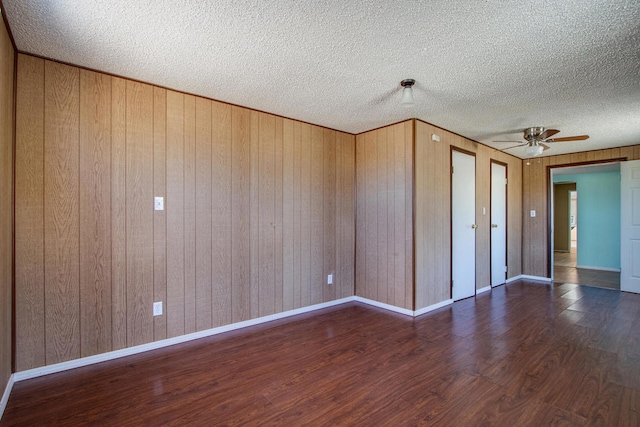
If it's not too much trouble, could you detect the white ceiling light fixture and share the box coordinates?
[525,142,544,157]
[400,79,415,107]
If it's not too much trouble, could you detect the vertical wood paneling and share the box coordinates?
[79,70,112,357]
[414,122,450,309]
[323,129,336,302]
[355,134,366,301]
[166,90,185,337]
[337,133,355,299]
[619,146,633,160]
[385,127,396,305]
[355,122,413,309]
[475,146,490,290]
[249,111,260,318]
[377,128,388,302]
[125,81,154,347]
[15,55,45,370]
[364,131,377,301]
[392,124,405,307]
[44,61,81,365]
[274,118,284,312]
[282,119,295,310]
[0,19,13,390]
[110,77,127,350]
[300,123,312,307]
[258,113,276,316]
[292,121,303,307]
[231,106,251,323]
[404,121,413,310]
[195,97,212,331]
[153,87,167,340]
[310,126,324,305]
[183,95,197,334]
[15,56,356,371]
[212,101,232,326]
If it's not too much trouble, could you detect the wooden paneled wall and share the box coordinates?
[14,54,355,371]
[0,16,15,395]
[355,122,413,310]
[414,121,522,309]
[522,145,640,277]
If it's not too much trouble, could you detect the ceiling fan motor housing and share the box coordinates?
[524,126,545,142]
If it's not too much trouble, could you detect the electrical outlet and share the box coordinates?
[327,274,333,285]
[530,210,536,217]
[153,301,163,316]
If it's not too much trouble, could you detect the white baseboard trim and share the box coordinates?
[413,299,453,316]
[0,374,15,421]
[477,286,491,294]
[10,294,462,385]
[577,265,620,272]
[507,274,552,283]
[13,297,354,382]
[352,296,414,317]
[354,296,454,317]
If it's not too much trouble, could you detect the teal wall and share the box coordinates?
[554,170,620,270]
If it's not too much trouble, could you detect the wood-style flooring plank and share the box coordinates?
[7,281,640,425]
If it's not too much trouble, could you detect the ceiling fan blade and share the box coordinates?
[539,129,560,140]
[501,143,528,150]
[540,143,550,151]
[550,135,589,142]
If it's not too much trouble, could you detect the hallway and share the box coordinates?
[553,247,620,290]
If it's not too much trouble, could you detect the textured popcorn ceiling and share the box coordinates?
[3,0,640,158]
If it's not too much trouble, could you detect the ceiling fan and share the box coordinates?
[494,127,589,157]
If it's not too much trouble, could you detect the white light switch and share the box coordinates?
[328,274,333,285]
[530,210,536,217]
[154,197,164,211]
[482,207,486,215]
[153,301,163,316]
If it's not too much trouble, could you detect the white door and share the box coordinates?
[491,162,507,287]
[621,159,640,293]
[452,150,476,301]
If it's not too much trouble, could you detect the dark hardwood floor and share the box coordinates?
[3,280,640,426]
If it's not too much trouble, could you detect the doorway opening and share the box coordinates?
[550,163,621,290]
[553,183,576,269]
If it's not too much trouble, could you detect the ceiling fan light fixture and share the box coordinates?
[525,144,544,157]
[400,79,415,107]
